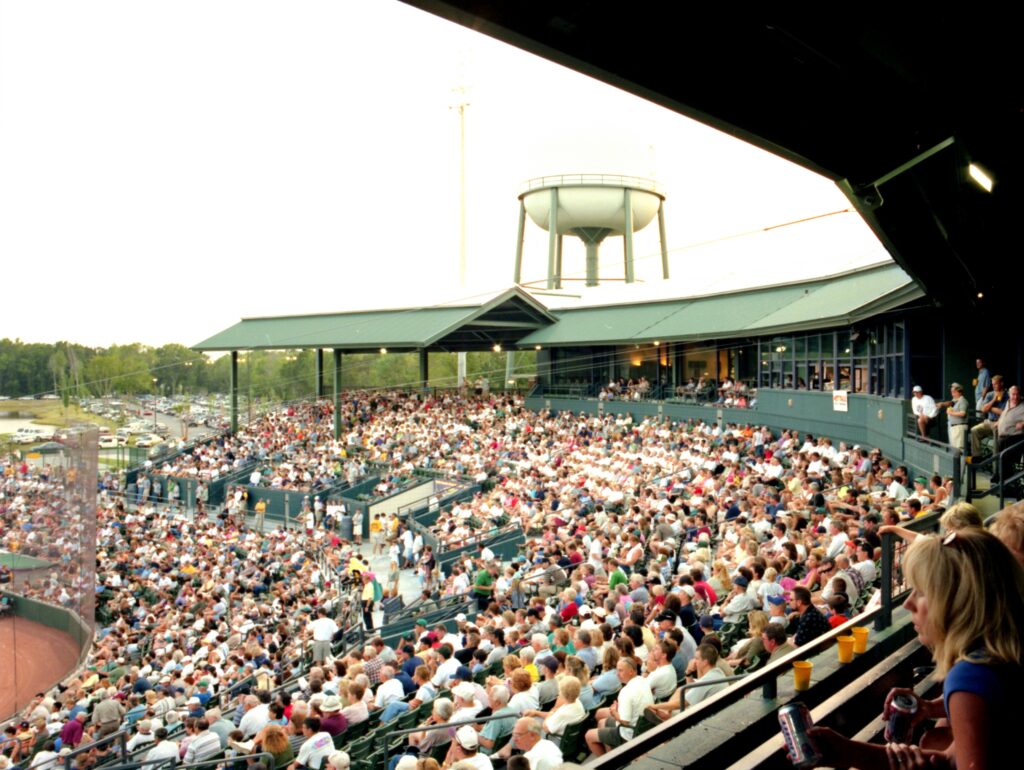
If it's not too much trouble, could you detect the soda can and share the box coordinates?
[885,693,919,744]
[778,702,822,768]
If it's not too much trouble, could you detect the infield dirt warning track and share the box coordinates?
[0,615,81,721]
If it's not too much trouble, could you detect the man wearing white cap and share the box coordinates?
[911,385,937,437]
[450,725,492,770]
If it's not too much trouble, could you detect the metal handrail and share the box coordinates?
[876,510,942,630]
[519,174,664,195]
[62,729,129,770]
[592,604,889,769]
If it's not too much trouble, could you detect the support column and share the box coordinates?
[546,187,559,290]
[418,349,429,389]
[513,200,527,284]
[623,188,635,283]
[555,235,564,289]
[333,349,342,440]
[658,199,669,279]
[505,351,515,390]
[230,351,239,434]
[315,348,324,398]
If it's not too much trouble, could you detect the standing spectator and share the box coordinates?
[974,357,992,406]
[59,713,87,748]
[308,608,339,664]
[941,383,969,450]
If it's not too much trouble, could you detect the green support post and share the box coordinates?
[333,349,342,440]
[230,351,239,434]
[419,349,429,389]
[316,348,324,398]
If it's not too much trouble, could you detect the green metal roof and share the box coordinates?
[194,264,921,352]
[192,288,556,351]
[519,263,921,346]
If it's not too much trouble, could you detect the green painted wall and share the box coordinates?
[526,389,957,481]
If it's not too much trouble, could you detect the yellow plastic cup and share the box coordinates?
[852,626,870,654]
[837,635,855,663]
[793,660,813,691]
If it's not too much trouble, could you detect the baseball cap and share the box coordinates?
[455,725,479,750]
[454,666,472,682]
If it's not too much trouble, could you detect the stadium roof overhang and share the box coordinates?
[191,287,557,353]
[194,263,921,353]
[400,3,1020,322]
[520,262,922,347]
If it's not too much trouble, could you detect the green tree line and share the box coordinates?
[0,339,535,403]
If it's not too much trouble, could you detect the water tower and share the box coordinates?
[513,174,669,289]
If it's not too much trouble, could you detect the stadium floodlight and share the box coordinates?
[968,163,993,192]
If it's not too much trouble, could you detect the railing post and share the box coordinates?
[876,532,894,631]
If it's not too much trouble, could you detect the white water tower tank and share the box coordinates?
[514,174,669,288]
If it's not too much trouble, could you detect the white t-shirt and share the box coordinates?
[524,739,564,770]
[297,732,334,770]
[543,699,586,736]
[645,663,678,701]
[309,616,339,642]
[453,754,493,770]
[375,677,405,708]
[616,675,654,740]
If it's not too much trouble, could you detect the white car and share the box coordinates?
[134,434,163,448]
[98,435,127,449]
[13,428,45,444]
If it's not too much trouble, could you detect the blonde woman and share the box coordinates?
[709,559,733,596]
[725,610,769,670]
[810,529,1024,767]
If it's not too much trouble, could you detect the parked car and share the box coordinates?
[13,428,45,444]
[134,434,163,448]
[98,435,127,449]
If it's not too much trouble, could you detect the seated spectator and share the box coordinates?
[585,657,652,757]
[476,686,516,755]
[990,500,1024,566]
[522,674,586,739]
[762,623,796,662]
[789,587,831,647]
[405,698,453,760]
[293,717,333,770]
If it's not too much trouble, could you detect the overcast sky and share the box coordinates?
[0,1,892,348]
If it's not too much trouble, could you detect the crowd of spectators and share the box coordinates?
[4,388,1020,770]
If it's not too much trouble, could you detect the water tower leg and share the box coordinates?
[513,200,526,284]
[658,199,670,280]
[547,187,559,290]
[623,188,635,284]
[555,235,564,289]
[586,241,599,286]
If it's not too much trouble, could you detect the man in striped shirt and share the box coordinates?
[183,718,222,763]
